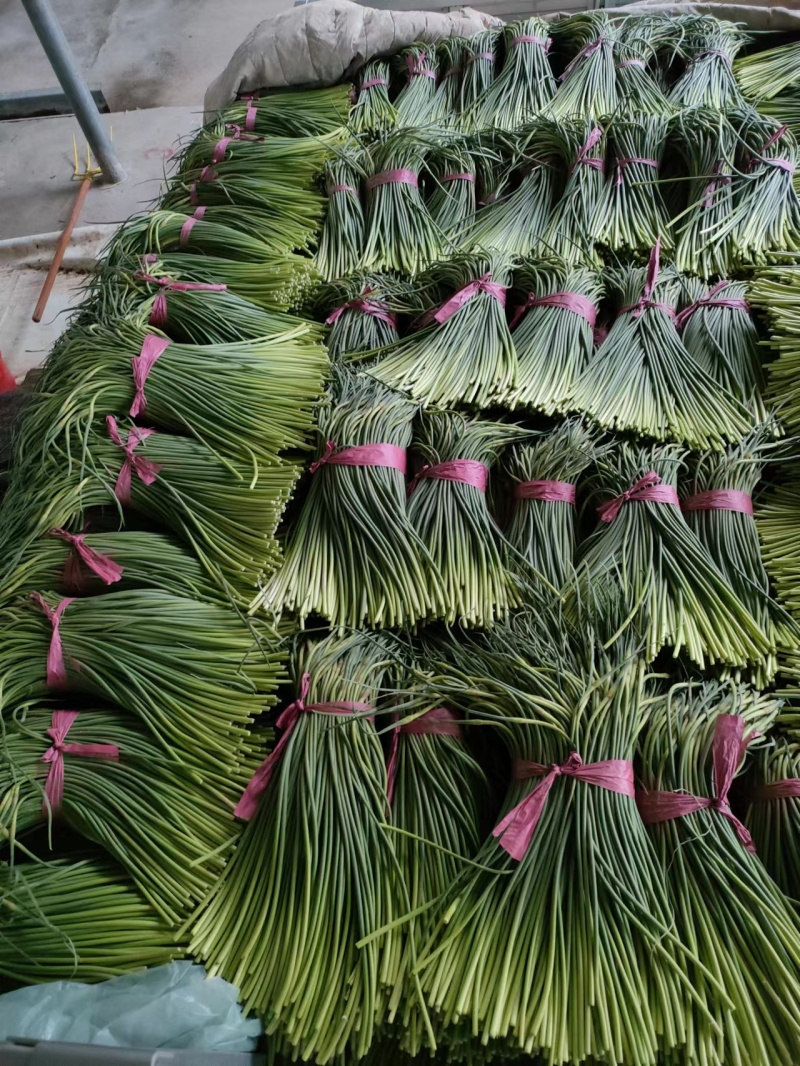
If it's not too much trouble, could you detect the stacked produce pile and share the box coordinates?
[7,10,800,1066]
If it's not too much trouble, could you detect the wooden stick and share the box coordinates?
[32,175,92,323]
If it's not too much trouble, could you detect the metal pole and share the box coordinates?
[20,0,125,184]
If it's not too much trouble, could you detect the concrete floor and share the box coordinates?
[0,0,294,111]
[0,0,294,377]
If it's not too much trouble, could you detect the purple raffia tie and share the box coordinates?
[406,52,436,80]
[571,127,605,176]
[615,156,659,187]
[560,37,606,82]
[674,281,750,332]
[619,240,676,320]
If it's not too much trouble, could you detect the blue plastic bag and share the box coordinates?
[0,962,261,1051]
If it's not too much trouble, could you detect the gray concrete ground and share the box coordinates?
[0,0,293,375]
[0,0,294,111]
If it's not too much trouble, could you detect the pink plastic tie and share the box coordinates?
[619,57,646,69]
[702,160,731,208]
[224,123,263,144]
[130,334,170,418]
[387,708,461,804]
[675,280,749,331]
[510,290,596,330]
[50,528,123,586]
[597,470,679,523]
[245,101,257,131]
[179,216,199,246]
[406,52,436,80]
[325,287,396,329]
[571,126,605,175]
[408,460,489,495]
[638,715,758,852]
[32,593,74,689]
[134,270,226,328]
[493,753,634,860]
[308,441,407,476]
[106,415,162,505]
[211,137,231,165]
[682,490,753,516]
[361,77,389,89]
[424,273,506,327]
[514,480,577,505]
[752,778,800,801]
[750,126,795,174]
[328,183,357,195]
[235,673,373,820]
[512,34,549,48]
[468,50,495,62]
[365,169,419,191]
[615,156,659,186]
[41,710,119,814]
[441,172,475,183]
[698,49,732,63]
[619,240,676,319]
[560,37,605,82]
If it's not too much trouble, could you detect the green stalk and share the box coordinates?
[0,530,228,607]
[413,613,697,1063]
[189,632,400,1063]
[458,31,500,128]
[750,266,800,435]
[0,418,298,596]
[217,86,350,137]
[1,588,282,784]
[385,684,489,1057]
[361,132,444,275]
[568,254,754,449]
[502,420,602,589]
[596,114,672,255]
[679,275,767,421]
[0,703,242,926]
[129,251,316,312]
[369,253,516,410]
[549,12,620,120]
[669,108,738,278]
[256,371,445,629]
[567,441,773,668]
[350,61,398,134]
[506,258,602,414]
[639,680,800,1066]
[469,18,555,131]
[683,430,795,685]
[314,274,408,361]
[745,738,800,900]
[394,44,439,129]
[425,142,477,245]
[755,468,800,621]
[0,857,183,982]
[14,319,327,470]
[316,146,367,281]
[539,118,607,266]
[406,412,526,627]
[459,127,555,258]
[113,263,323,345]
[734,38,800,102]
[667,16,749,109]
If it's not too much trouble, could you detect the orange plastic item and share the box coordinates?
[0,353,16,394]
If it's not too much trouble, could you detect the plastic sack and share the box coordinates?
[0,962,261,1051]
[605,1,800,33]
[204,0,500,118]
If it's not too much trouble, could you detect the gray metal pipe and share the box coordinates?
[20,0,125,184]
